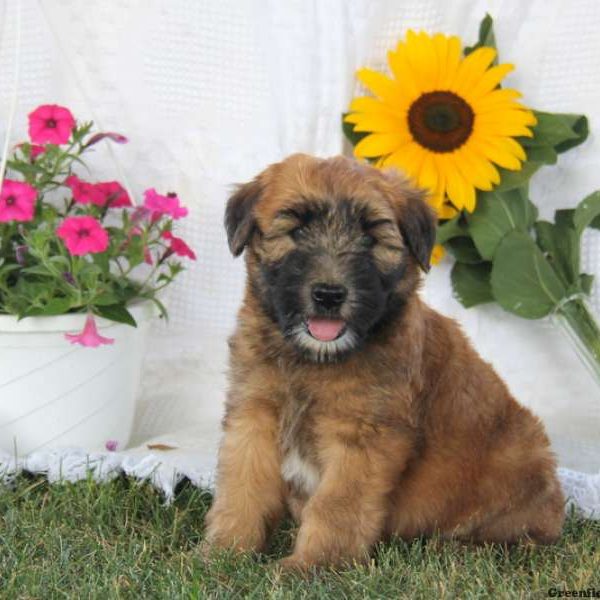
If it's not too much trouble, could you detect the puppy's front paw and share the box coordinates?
[272,555,313,577]
[203,509,266,554]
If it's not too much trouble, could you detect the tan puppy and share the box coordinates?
[204,154,564,571]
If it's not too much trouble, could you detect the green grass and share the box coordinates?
[0,476,598,599]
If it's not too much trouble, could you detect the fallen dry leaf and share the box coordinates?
[146,443,178,451]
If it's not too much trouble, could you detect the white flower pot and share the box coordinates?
[0,301,156,457]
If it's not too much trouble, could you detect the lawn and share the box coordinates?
[0,475,598,599]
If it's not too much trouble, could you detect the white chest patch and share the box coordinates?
[281,448,320,496]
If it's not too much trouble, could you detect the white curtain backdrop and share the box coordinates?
[1,0,599,516]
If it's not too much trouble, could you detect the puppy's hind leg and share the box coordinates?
[470,473,565,545]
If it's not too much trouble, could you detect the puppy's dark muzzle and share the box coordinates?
[311,283,348,310]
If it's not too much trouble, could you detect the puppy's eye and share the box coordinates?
[360,233,377,248]
[290,225,306,241]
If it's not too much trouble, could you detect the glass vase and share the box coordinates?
[551,294,600,387]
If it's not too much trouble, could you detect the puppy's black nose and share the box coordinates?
[311,284,348,309]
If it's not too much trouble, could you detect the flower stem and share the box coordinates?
[554,295,600,384]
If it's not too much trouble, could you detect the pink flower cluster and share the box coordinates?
[1,104,198,349]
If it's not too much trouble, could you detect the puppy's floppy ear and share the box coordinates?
[397,193,437,272]
[225,177,262,257]
[380,170,437,272]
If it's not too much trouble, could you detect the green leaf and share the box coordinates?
[21,265,55,278]
[93,303,137,327]
[436,214,468,244]
[555,114,588,153]
[524,145,557,165]
[21,297,73,317]
[573,190,600,237]
[521,112,588,154]
[490,231,566,319]
[93,292,120,306]
[464,14,497,58]
[579,273,594,295]
[522,112,587,151]
[494,162,543,192]
[342,113,370,148]
[467,187,537,260]
[451,262,494,308]
[445,237,483,264]
[555,208,575,229]
[534,220,579,286]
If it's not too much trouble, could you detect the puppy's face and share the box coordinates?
[225,155,435,362]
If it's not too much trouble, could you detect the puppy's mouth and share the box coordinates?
[306,317,347,342]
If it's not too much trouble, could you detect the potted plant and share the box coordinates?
[0,105,195,456]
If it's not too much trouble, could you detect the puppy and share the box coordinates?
[204,154,564,570]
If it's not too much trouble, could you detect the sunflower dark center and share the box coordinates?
[408,91,474,153]
[5,195,16,206]
[45,118,57,129]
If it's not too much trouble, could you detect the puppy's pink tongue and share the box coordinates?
[307,318,345,342]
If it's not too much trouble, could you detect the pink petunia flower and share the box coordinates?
[28,104,76,145]
[0,180,37,222]
[143,188,188,220]
[65,175,105,205]
[57,216,110,256]
[95,181,132,208]
[162,230,196,259]
[65,314,114,347]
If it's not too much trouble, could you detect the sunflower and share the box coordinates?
[345,31,536,216]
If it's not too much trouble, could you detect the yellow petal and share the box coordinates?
[357,68,404,106]
[430,244,446,265]
[431,34,448,88]
[438,203,459,220]
[468,63,515,100]
[460,145,501,186]
[476,109,537,127]
[383,142,426,181]
[446,149,491,192]
[474,120,535,138]
[354,132,408,158]
[348,96,402,116]
[387,47,422,101]
[442,35,462,88]
[402,30,440,93]
[475,137,525,169]
[450,46,497,94]
[472,88,522,111]
[416,151,439,192]
[446,167,476,212]
[350,112,408,133]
